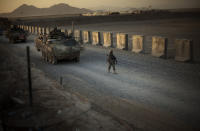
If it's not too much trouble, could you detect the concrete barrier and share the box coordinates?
[50,27,54,33]
[103,32,113,47]
[74,30,82,42]
[42,27,45,34]
[60,28,68,35]
[46,27,50,34]
[31,26,33,33]
[83,31,90,44]
[175,39,192,62]
[34,26,37,34]
[92,32,100,45]
[132,35,143,53]
[116,33,128,50]
[68,29,72,36]
[38,27,41,34]
[61,28,65,33]
[30,26,32,33]
[32,26,35,34]
[28,26,31,33]
[152,36,167,58]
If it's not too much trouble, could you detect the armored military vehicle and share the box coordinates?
[42,38,81,64]
[6,25,27,43]
[36,27,81,64]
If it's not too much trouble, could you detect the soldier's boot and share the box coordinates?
[108,65,111,73]
[113,65,117,74]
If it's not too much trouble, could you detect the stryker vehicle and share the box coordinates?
[35,27,82,64]
[41,38,81,64]
[6,25,27,43]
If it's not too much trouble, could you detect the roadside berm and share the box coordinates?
[0,44,134,131]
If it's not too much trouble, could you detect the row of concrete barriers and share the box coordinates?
[18,25,192,62]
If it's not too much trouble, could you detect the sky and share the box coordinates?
[0,0,200,13]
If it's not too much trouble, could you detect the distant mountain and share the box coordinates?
[0,3,93,17]
[89,6,134,12]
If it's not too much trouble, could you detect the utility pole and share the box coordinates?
[26,46,33,107]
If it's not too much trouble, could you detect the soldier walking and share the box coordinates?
[107,50,117,73]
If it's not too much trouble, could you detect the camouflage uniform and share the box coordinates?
[107,50,117,73]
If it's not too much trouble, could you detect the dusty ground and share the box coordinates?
[0,33,200,131]
[0,39,133,131]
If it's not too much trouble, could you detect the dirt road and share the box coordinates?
[1,35,200,131]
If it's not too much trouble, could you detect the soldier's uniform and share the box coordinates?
[107,50,117,73]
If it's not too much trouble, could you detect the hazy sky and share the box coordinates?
[0,0,200,13]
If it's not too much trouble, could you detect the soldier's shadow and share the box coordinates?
[57,59,80,65]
